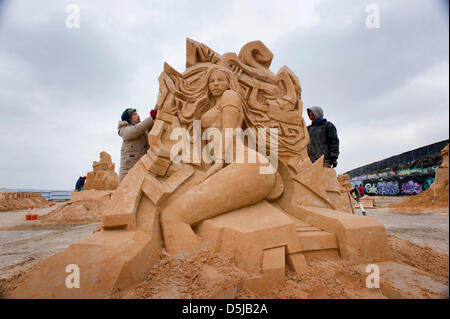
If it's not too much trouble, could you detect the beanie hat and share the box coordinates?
[121,108,136,123]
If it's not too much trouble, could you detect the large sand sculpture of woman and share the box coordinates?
[161,65,277,255]
[8,40,391,299]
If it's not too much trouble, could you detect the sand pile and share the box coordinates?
[236,259,386,299]
[40,199,106,223]
[1,235,448,299]
[117,235,449,299]
[385,183,448,213]
[116,249,246,299]
[121,236,449,299]
[387,234,449,283]
[0,256,53,298]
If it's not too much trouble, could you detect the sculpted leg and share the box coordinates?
[161,163,276,255]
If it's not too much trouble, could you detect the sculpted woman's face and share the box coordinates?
[208,70,229,98]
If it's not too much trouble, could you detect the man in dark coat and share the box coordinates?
[75,176,86,191]
[306,106,340,168]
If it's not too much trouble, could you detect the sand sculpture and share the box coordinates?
[83,151,119,191]
[0,192,48,212]
[10,39,391,298]
[427,143,448,204]
[337,174,355,214]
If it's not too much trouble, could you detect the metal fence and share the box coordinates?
[1,188,71,201]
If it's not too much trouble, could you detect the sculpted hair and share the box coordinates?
[195,65,243,115]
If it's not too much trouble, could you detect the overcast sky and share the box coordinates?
[0,0,448,190]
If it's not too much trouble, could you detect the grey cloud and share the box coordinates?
[0,0,448,188]
[268,0,448,172]
[274,0,448,115]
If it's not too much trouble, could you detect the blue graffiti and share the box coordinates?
[377,181,400,195]
[401,180,423,195]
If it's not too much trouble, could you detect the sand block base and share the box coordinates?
[70,190,114,202]
[196,201,308,294]
[10,196,162,299]
[262,246,286,283]
[287,214,340,259]
[303,249,340,260]
[196,201,305,273]
[281,203,392,263]
[243,246,286,295]
[103,161,148,229]
[9,229,162,299]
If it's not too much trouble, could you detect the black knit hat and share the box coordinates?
[121,108,136,123]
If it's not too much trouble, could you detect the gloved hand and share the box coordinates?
[330,157,338,168]
[150,108,157,120]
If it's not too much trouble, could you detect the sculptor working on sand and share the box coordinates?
[118,107,157,182]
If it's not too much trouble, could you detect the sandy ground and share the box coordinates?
[0,203,448,298]
[0,205,99,279]
[361,208,449,253]
[370,196,407,207]
[1,205,447,271]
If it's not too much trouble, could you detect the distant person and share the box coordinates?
[358,184,365,196]
[118,107,157,182]
[75,176,86,191]
[306,106,340,168]
[350,185,366,216]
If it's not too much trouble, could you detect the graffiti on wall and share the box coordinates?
[364,183,378,195]
[350,166,439,182]
[401,180,423,195]
[352,173,435,196]
[397,167,439,177]
[377,181,400,196]
[423,177,435,190]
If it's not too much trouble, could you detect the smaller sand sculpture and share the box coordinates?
[84,151,119,191]
[0,192,48,212]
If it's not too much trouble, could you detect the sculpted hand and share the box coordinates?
[330,157,338,168]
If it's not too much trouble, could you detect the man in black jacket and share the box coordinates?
[306,106,340,168]
[75,176,86,191]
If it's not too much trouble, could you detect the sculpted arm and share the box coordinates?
[203,90,242,179]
